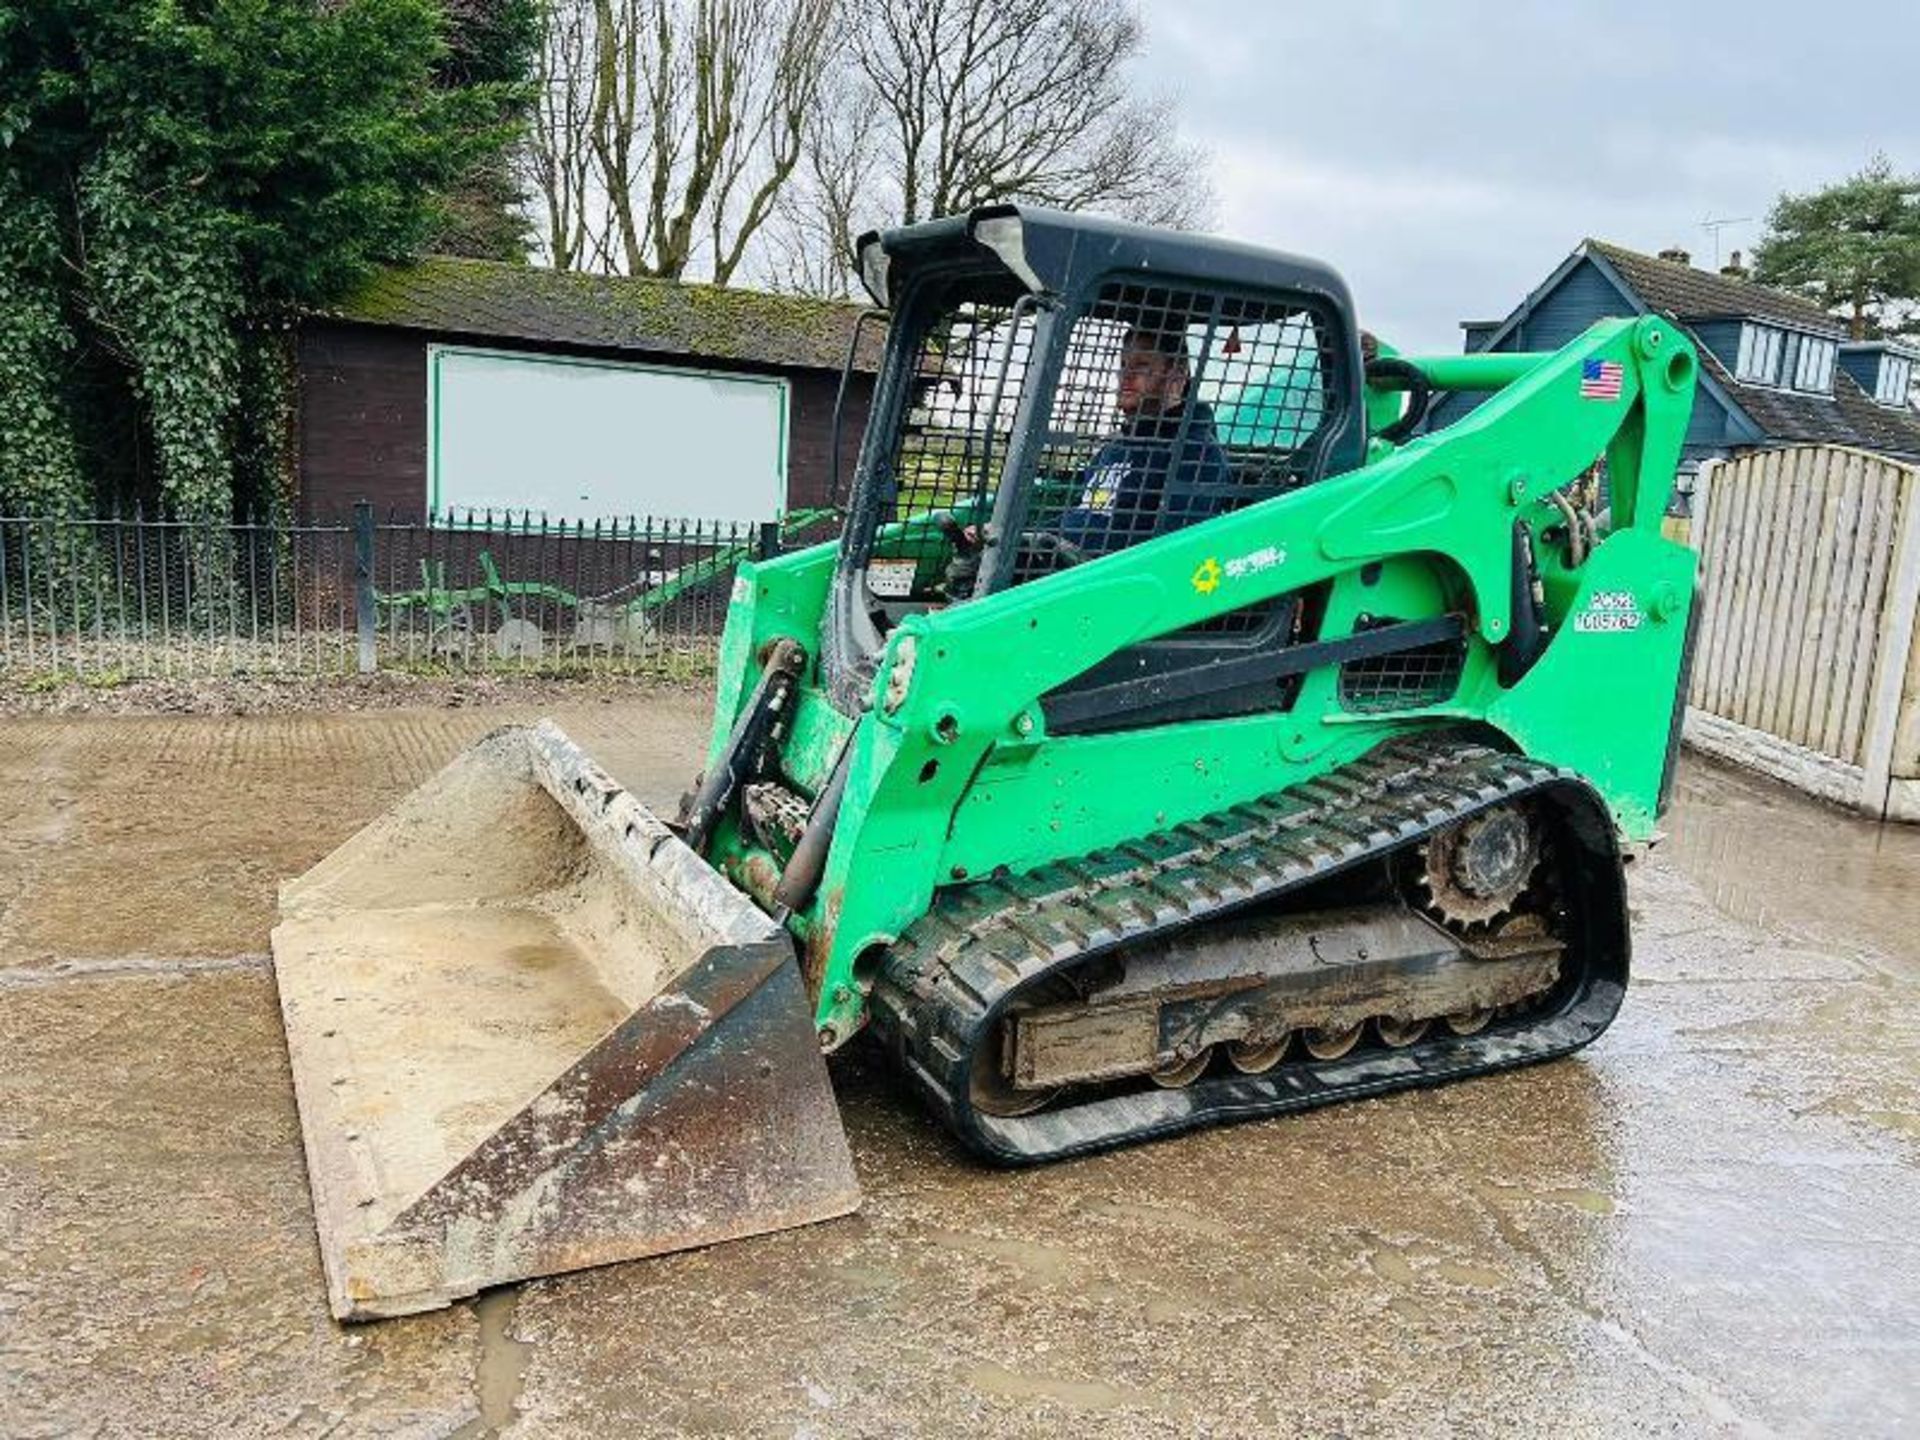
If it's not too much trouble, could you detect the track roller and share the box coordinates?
[1375,1016,1430,1048]
[1227,1035,1292,1074]
[1302,1024,1363,1060]
[1151,1049,1212,1087]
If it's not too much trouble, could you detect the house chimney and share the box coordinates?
[1658,245,1692,267]
[1720,250,1749,281]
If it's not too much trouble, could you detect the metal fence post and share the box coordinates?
[353,501,377,675]
[757,520,779,561]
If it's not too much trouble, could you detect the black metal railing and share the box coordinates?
[0,505,840,683]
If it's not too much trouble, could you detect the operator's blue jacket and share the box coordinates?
[1054,402,1234,556]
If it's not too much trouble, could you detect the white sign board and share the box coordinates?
[428,346,789,524]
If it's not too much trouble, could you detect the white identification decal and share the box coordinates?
[730,576,752,604]
[1224,544,1287,581]
[867,559,919,598]
[1573,589,1642,633]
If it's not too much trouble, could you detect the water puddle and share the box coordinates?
[1431,1259,1508,1289]
[1366,1239,1509,1292]
[1143,1294,1204,1325]
[1802,1093,1920,1142]
[1079,1196,1237,1242]
[1859,1109,1920,1139]
[927,1229,1079,1285]
[1530,1185,1616,1216]
[1664,756,1920,967]
[1474,1178,1617,1217]
[1366,1243,1419,1285]
[452,1287,533,1438]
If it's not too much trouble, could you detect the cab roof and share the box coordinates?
[854,204,1355,320]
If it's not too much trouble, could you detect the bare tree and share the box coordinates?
[526,0,1207,291]
[522,0,836,280]
[699,0,838,282]
[766,0,1211,294]
[522,0,600,270]
[763,69,878,295]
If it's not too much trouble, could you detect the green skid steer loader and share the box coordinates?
[275,206,1700,1319]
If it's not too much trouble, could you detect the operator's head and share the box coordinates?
[1117,323,1192,419]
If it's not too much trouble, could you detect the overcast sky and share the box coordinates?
[1144,1,1919,352]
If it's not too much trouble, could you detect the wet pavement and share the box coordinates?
[2,697,1917,1437]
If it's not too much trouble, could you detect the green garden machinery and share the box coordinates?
[274,206,1700,1319]
[374,508,835,659]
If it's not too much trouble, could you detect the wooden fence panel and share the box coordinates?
[1688,444,1920,817]
[1786,450,1841,747]
[1761,448,1815,739]
[1815,454,1869,758]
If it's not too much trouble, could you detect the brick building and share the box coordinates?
[296,258,883,525]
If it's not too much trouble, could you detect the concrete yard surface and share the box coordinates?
[3,691,1918,1437]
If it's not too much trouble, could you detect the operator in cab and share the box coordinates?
[1050,322,1232,554]
[954,320,1233,584]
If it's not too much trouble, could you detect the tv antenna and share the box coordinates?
[1700,215,1753,269]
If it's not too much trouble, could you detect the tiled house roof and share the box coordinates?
[318,257,886,372]
[1584,241,1846,333]
[1691,349,1920,457]
[1583,241,1920,459]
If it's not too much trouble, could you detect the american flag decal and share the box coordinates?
[1580,358,1624,400]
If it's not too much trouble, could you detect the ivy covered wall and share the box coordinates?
[0,0,535,521]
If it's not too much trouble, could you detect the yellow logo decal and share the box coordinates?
[1191,557,1222,595]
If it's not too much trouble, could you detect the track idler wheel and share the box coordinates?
[969,978,1076,1117]
[970,1047,1060,1117]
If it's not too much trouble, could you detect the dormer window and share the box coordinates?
[1735,324,1782,383]
[1877,354,1913,407]
[1735,323,1836,394]
[1790,334,1837,391]
[1838,342,1916,408]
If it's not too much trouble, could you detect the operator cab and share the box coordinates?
[823,205,1368,715]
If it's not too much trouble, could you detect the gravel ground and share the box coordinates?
[0,670,705,719]
[2,702,1917,1438]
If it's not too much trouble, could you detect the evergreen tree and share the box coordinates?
[432,0,541,260]
[1754,155,1920,341]
[0,0,526,518]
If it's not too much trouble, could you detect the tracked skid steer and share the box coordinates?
[275,207,1701,1319]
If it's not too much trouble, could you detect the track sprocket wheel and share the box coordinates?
[1414,802,1541,930]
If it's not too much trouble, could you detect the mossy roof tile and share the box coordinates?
[318,256,885,371]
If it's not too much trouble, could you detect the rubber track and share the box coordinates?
[868,732,1630,1164]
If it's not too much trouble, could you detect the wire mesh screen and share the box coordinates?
[861,296,1040,604]
[858,278,1338,616]
[1338,624,1466,712]
[1024,286,1330,551]
[1013,281,1338,630]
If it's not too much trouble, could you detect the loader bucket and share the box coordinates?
[271,721,860,1321]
